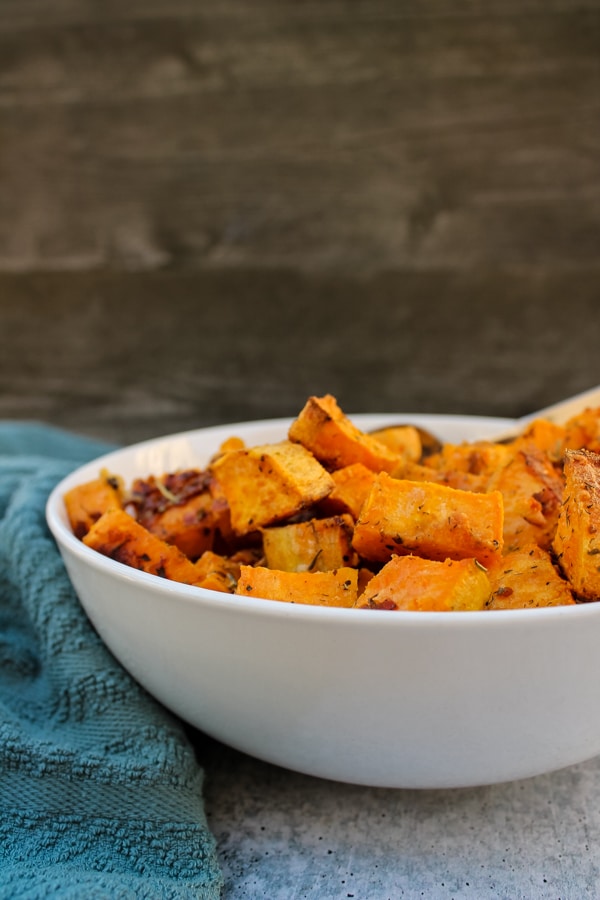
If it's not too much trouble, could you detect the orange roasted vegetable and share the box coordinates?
[553,448,600,600]
[130,469,222,560]
[210,440,334,535]
[486,440,563,553]
[352,472,504,567]
[64,470,123,539]
[288,394,404,474]
[236,565,358,607]
[487,543,575,610]
[318,463,377,520]
[262,514,357,572]
[357,555,491,612]
[83,508,201,586]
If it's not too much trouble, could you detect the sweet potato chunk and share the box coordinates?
[83,508,201,585]
[288,394,404,474]
[357,555,490,612]
[425,440,511,481]
[486,441,564,553]
[64,471,123,539]
[194,550,249,593]
[562,407,600,455]
[553,449,600,600]
[487,543,575,610]
[236,565,358,607]
[518,418,566,463]
[141,492,219,559]
[128,469,224,559]
[352,472,504,566]
[319,463,377,519]
[366,425,422,462]
[210,440,334,535]
[401,460,487,493]
[262,514,358,572]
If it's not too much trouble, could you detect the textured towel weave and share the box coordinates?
[0,423,223,899]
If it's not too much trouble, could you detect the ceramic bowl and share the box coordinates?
[46,414,600,788]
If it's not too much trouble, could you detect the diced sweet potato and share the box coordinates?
[518,418,566,463]
[352,472,504,566]
[139,492,220,560]
[208,435,247,466]
[486,441,564,553]
[400,460,487,493]
[553,449,600,600]
[194,550,245,593]
[562,407,600,455]
[357,566,375,596]
[236,565,358,607]
[64,471,124,539]
[486,543,575,610]
[318,463,377,519]
[210,440,334,535]
[129,469,222,559]
[366,425,422,462]
[356,555,491,611]
[83,508,201,585]
[288,394,404,474]
[262,514,358,572]
[425,441,511,478]
[420,441,514,492]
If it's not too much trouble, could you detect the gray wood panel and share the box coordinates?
[1,0,599,444]
[2,268,599,444]
[1,1,599,274]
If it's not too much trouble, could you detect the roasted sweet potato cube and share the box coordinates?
[517,418,566,462]
[64,471,123,539]
[425,440,511,478]
[210,440,334,535]
[236,565,358,607]
[288,394,404,474]
[553,449,600,600]
[352,472,504,566]
[357,555,491,611]
[366,425,422,462]
[486,440,564,553]
[562,407,600,455]
[140,492,220,560]
[262,514,358,572]
[319,463,377,519]
[83,508,201,585]
[401,460,488,493]
[194,550,244,593]
[487,543,575,610]
[129,469,221,559]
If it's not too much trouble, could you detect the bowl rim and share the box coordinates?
[45,413,600,629]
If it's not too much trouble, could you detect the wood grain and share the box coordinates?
[2,268,599,444]
[1,1,599,273]
[1,1,600,443]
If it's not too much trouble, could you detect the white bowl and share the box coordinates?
[46,414,600,789]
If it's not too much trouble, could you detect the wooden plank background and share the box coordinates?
[1,0,600,442]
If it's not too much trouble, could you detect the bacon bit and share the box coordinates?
[130,469,213,522]
[364,596,398,610]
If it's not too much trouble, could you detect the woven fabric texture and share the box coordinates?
[0,423,223,899]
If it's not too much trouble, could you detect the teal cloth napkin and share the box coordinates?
[0,423,223,899]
